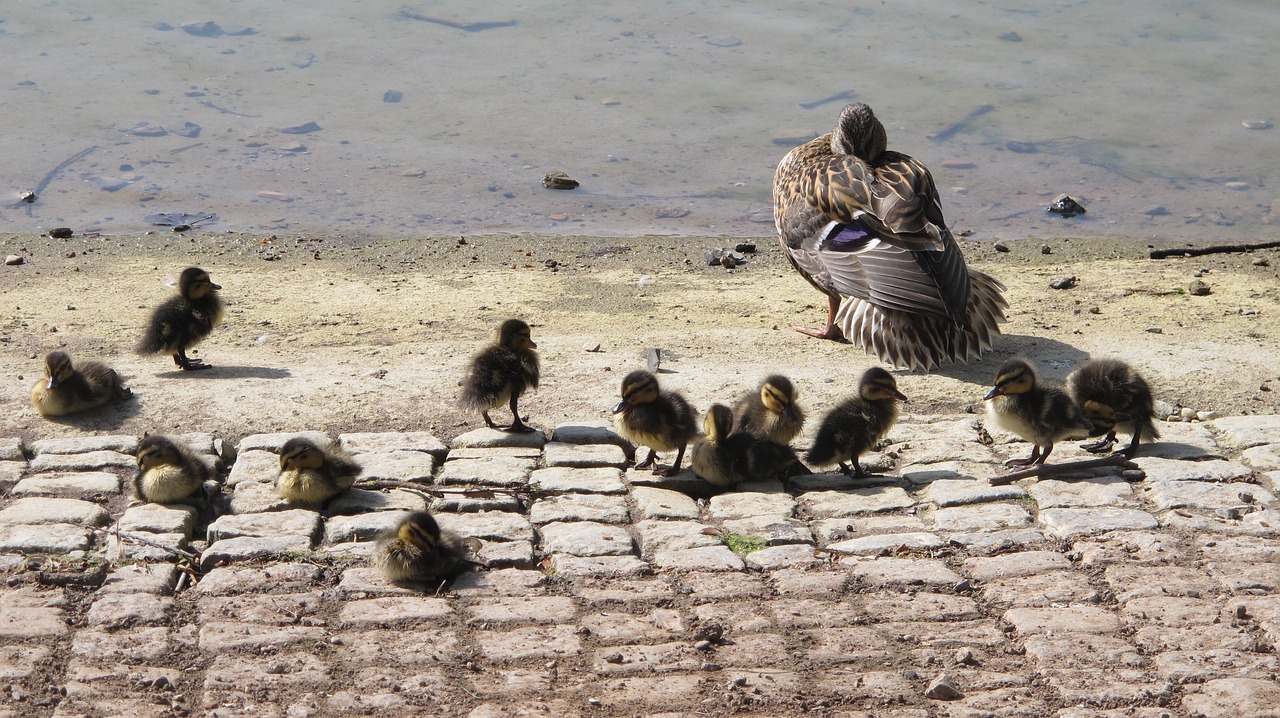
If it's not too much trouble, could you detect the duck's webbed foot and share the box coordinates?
[1080,431,1118,454]
[794,295,845,341]
[174,350,211,371]
[481,411,501,429]
[635,449,657,470]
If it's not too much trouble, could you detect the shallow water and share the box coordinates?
[1,0,1277,242]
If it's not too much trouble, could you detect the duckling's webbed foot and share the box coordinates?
[481,411,501,429]
[1080,438,1116,454]
[1004,445,1044,468]
[635,449,657,470]
[174,350,211,371]
[504,420,536,433]
[658,446,687,476]
[837,461,853,476]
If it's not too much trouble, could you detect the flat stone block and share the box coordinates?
[540,521,635,556]
[29,435,138,455]
[203,651,330,692]
[451,427,547,449]
[529,466,626,494]
[707,492,796,520]
[947,528,1046,550]
[530,494,629,524]
[436,511,534,542]
[0,438,24,462]
[192,563,323,596]
[634,519,720,556]
[847,557,963,587]
[0,522,91,553]
[631,486,700,520]
[429,490,523,513]
[339,597,453,626]
[1040,507,1159,539]
[85,593,172,628]
[924,478,1026,507]
[624,467,706,494]
[787,472,890,492]
[336,566,435,597]
[720,515,813,545]
[1027,476,1134,508]
[1004,606,1122,634]
[105,532,190,563]
[1022,633,1144,670]
[543,441,629,469]
[28,450,134,473]
[0,497,109,526]
[550,421,632,452]
[450,568,545,596]
[931,503,1031,532]
[447,446,541,461]
[1120,595,1219,627]
[1155,650,1280,685]
[648,543,748,572]
[550,554,650,577]
[355,450,435,482]
[1212,415,1280,449]
[1197,535,1280,563]
[1147,480,1276,511]
[99,564,180,595]
[579,608,683,644]
[199,535,314,570]
[11,471,120,496]
[436,456,532,487]
[117,503,198,535]
[70,626,171,663]
[812,514,928,544]
[1181,677,1280,718]
[1242,443,1280,470]
[799,486,915,517]
[1133,457,1252,482]
[0,604,69,639]
[902,460,999,485]
[225,449,279,486]
[591,641,700,675]
[470,538,536,569]
[475,624,581,660]
[466,596,577,625]
[237,431,331,453]
[339,431,448,459]
[0,463,20,487]
[324,511,405,544]
[979,570,1099,608]
[327,487,428,515]
[198,621,326,652]
[827,532,945,556]
[207,509,321,542]
[227,480,294,514]
[744,543,821,570]
[963,550,1071,581]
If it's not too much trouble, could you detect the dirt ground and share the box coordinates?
[1,230,1278,448]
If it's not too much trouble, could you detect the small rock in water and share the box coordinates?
[1049,276,1077,290]
[181,21,225,37]
[999,31,1022,42]
[993,240,1010,252]
[542,171,579,190]
[1186,279,1211,296]
[383,90,403,103]
[280,121,323,135]
[1142,205,1170,216]
[1047,194,1086,218]
[925,674,963,701]
[170,121,201,138]
[1242,120,1273,130]
[48,227,73,239]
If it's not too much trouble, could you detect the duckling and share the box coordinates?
[806,367,907,477]
[731,374,805,445]
[137,267,224,370]
[460,318,540,432]
[691,404,737,487]
[695,404,813,486]
[611,370,698,476]
[275,437,362,504]
[30,350,133,416]
[984,358,1093,467]
[773,102,1008,370]
[1065,358,1160,458]
[371,510,469,583]
[133,434,213,505]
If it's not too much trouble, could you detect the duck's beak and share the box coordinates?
[783,405,798,422]
[526,339,538,350]
[610,399,629,415]
[894,389,909,402]
[46,376,58,390]
[210,282,222,290]
[983,386,1003,401]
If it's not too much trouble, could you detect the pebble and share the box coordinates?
[941,160,975,169]
[1253,257,1270,267]
[1187,279,1211,296]
[401,167,426,177]
[280,121,323,134]
[1049,276,1077,290]
[1242,120,1273,130]
[1224,181,1250,190]
[925,673,963,700]
[601,98,621,106]
[1180,407,1197,421]
[383,90,403,103]
[1040,244,1052,255]
[5,255,24,265]
[256,191,292,202]
[993,241,1010,253]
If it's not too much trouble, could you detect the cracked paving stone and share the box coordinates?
[436,456,533,487]
[1027,476,1134,508]
[207,508,321,542]
[923,478,1026,507]
[707,492,796,520]
[466,596,577,625]
[0,522,94,553]
[847,557,963,587]
[743,543,820,570]
[631,486,700,519]
[529,466,626,494]
[116,503,198,535]
[529,494,629,524]
[1038,507,1158,538]
[651,545,744,571]
[799,486,915,516]
[962,550,1072,580]
[353,450,436,482]
[634,519,721,555]
[1004,606,1122,634]
[539,520,635,556]
[549,554,650,577]
[225,449,279,486]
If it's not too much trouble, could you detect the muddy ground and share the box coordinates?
[1,230,1278,448]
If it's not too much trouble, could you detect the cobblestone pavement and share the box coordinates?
[1,414,1279,718]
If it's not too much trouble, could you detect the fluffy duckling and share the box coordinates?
[695,404,813,486]
[984,358,1093,467]
[134,435,212,505]
[372,510,469,583]
[137,267,224,370]
[731,374,805,445]
[611,370,698,476]
[276,437,362,504]
[1066,358,1160,458]
[691,404,736,486]
[773,102,1008,369]
[460,318,540,432]
[806,367,908,477]
[31,350,132,416]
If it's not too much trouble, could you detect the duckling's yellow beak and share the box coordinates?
[611,399,629,414]
[983,386,1003,401]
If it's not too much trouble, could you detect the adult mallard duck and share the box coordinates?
[1065,358,1159,458]
[773,102,1008,370]
[984,358,1093,467]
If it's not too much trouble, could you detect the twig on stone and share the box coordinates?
[1150,240,1280,259]
[91,526,200,562]
[989,454,1137,485]
[357,479,548,500]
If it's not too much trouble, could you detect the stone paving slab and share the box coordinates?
[236,431,331,453]
[28,450,135,473]
[451,427,548,449]
[11,471,122,496]
[529,494,629,525]
[799,486,915,516]
[530,466,626,494]
[354,450,436,482]
[0,438,25,462]
[28,435,139,456]
[0,497,111,526]
[543,441,629,468]
[338,431,448,458]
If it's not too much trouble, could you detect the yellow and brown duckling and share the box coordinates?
[691,404,736,487]
[31,350,133,416]
[134,434,213,505]
[695,404,813,487]
[137,267,224,371]
[275,437,362,504]
[731,374,805,445]
[806,367,907,478]
[1065,358,1159,458]
[372,510,469,583]
[611,369,698,476]
[460,318,540,432]
[984,358,1093,467]
[773,102,1008,370]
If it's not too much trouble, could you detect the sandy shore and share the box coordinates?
[1,230,1278,446]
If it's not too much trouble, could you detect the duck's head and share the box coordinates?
[136,435,182,470]
[178,267,220,300]
[612,370,659,414]
[1081,399,1119,432]
[704,404,733,442]
[280,437,326,471]
[497,319,537,351]
[760,375,800,422]
[984,359,1037,400]
[832,103,887,162]
[859,367,909,402]
[43,351,75,390]
[397,511,442,552]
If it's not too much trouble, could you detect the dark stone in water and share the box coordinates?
[1005,141,1039,153]
[383,90,403,103]
[153,22,174,31]
[170,121,201,138]
[999,31,1022,42]
[181,21,224,37]
[48,227,73,239]
[280,121,323,134]
[734,243,756,253]
[1047,194,1086,218]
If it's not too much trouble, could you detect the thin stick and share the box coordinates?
[357,478,544,499]
[989,453,1137,485]
[927,104,994,142]
[17,145,98,206]
[90,526,200,561]
[1150,240,1280,259]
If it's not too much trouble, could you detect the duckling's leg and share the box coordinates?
[837,461,853,476]
[661,445,688,477]
[1004,445,1045,467]
[794,295,844,341]
[1080,431,1118,454]
[505,395,535,433]
[1119,426,1143,459]
[635,448,657,470]
[481,410,501,429]
[174,349,211,371]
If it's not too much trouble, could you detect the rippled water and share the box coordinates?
[2,1,1277,241]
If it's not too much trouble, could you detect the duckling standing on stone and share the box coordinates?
[134,435,213,505]
[806,367,908,477]
[137,267,224,370]
[31,350,133,416]
[984,358,1093,467]
[275,437,362,504]
[460,318,540,432]
[372,510,469,583]
[1065,358,1159,458]
[731,374,805,445]
[611,370,698,476]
